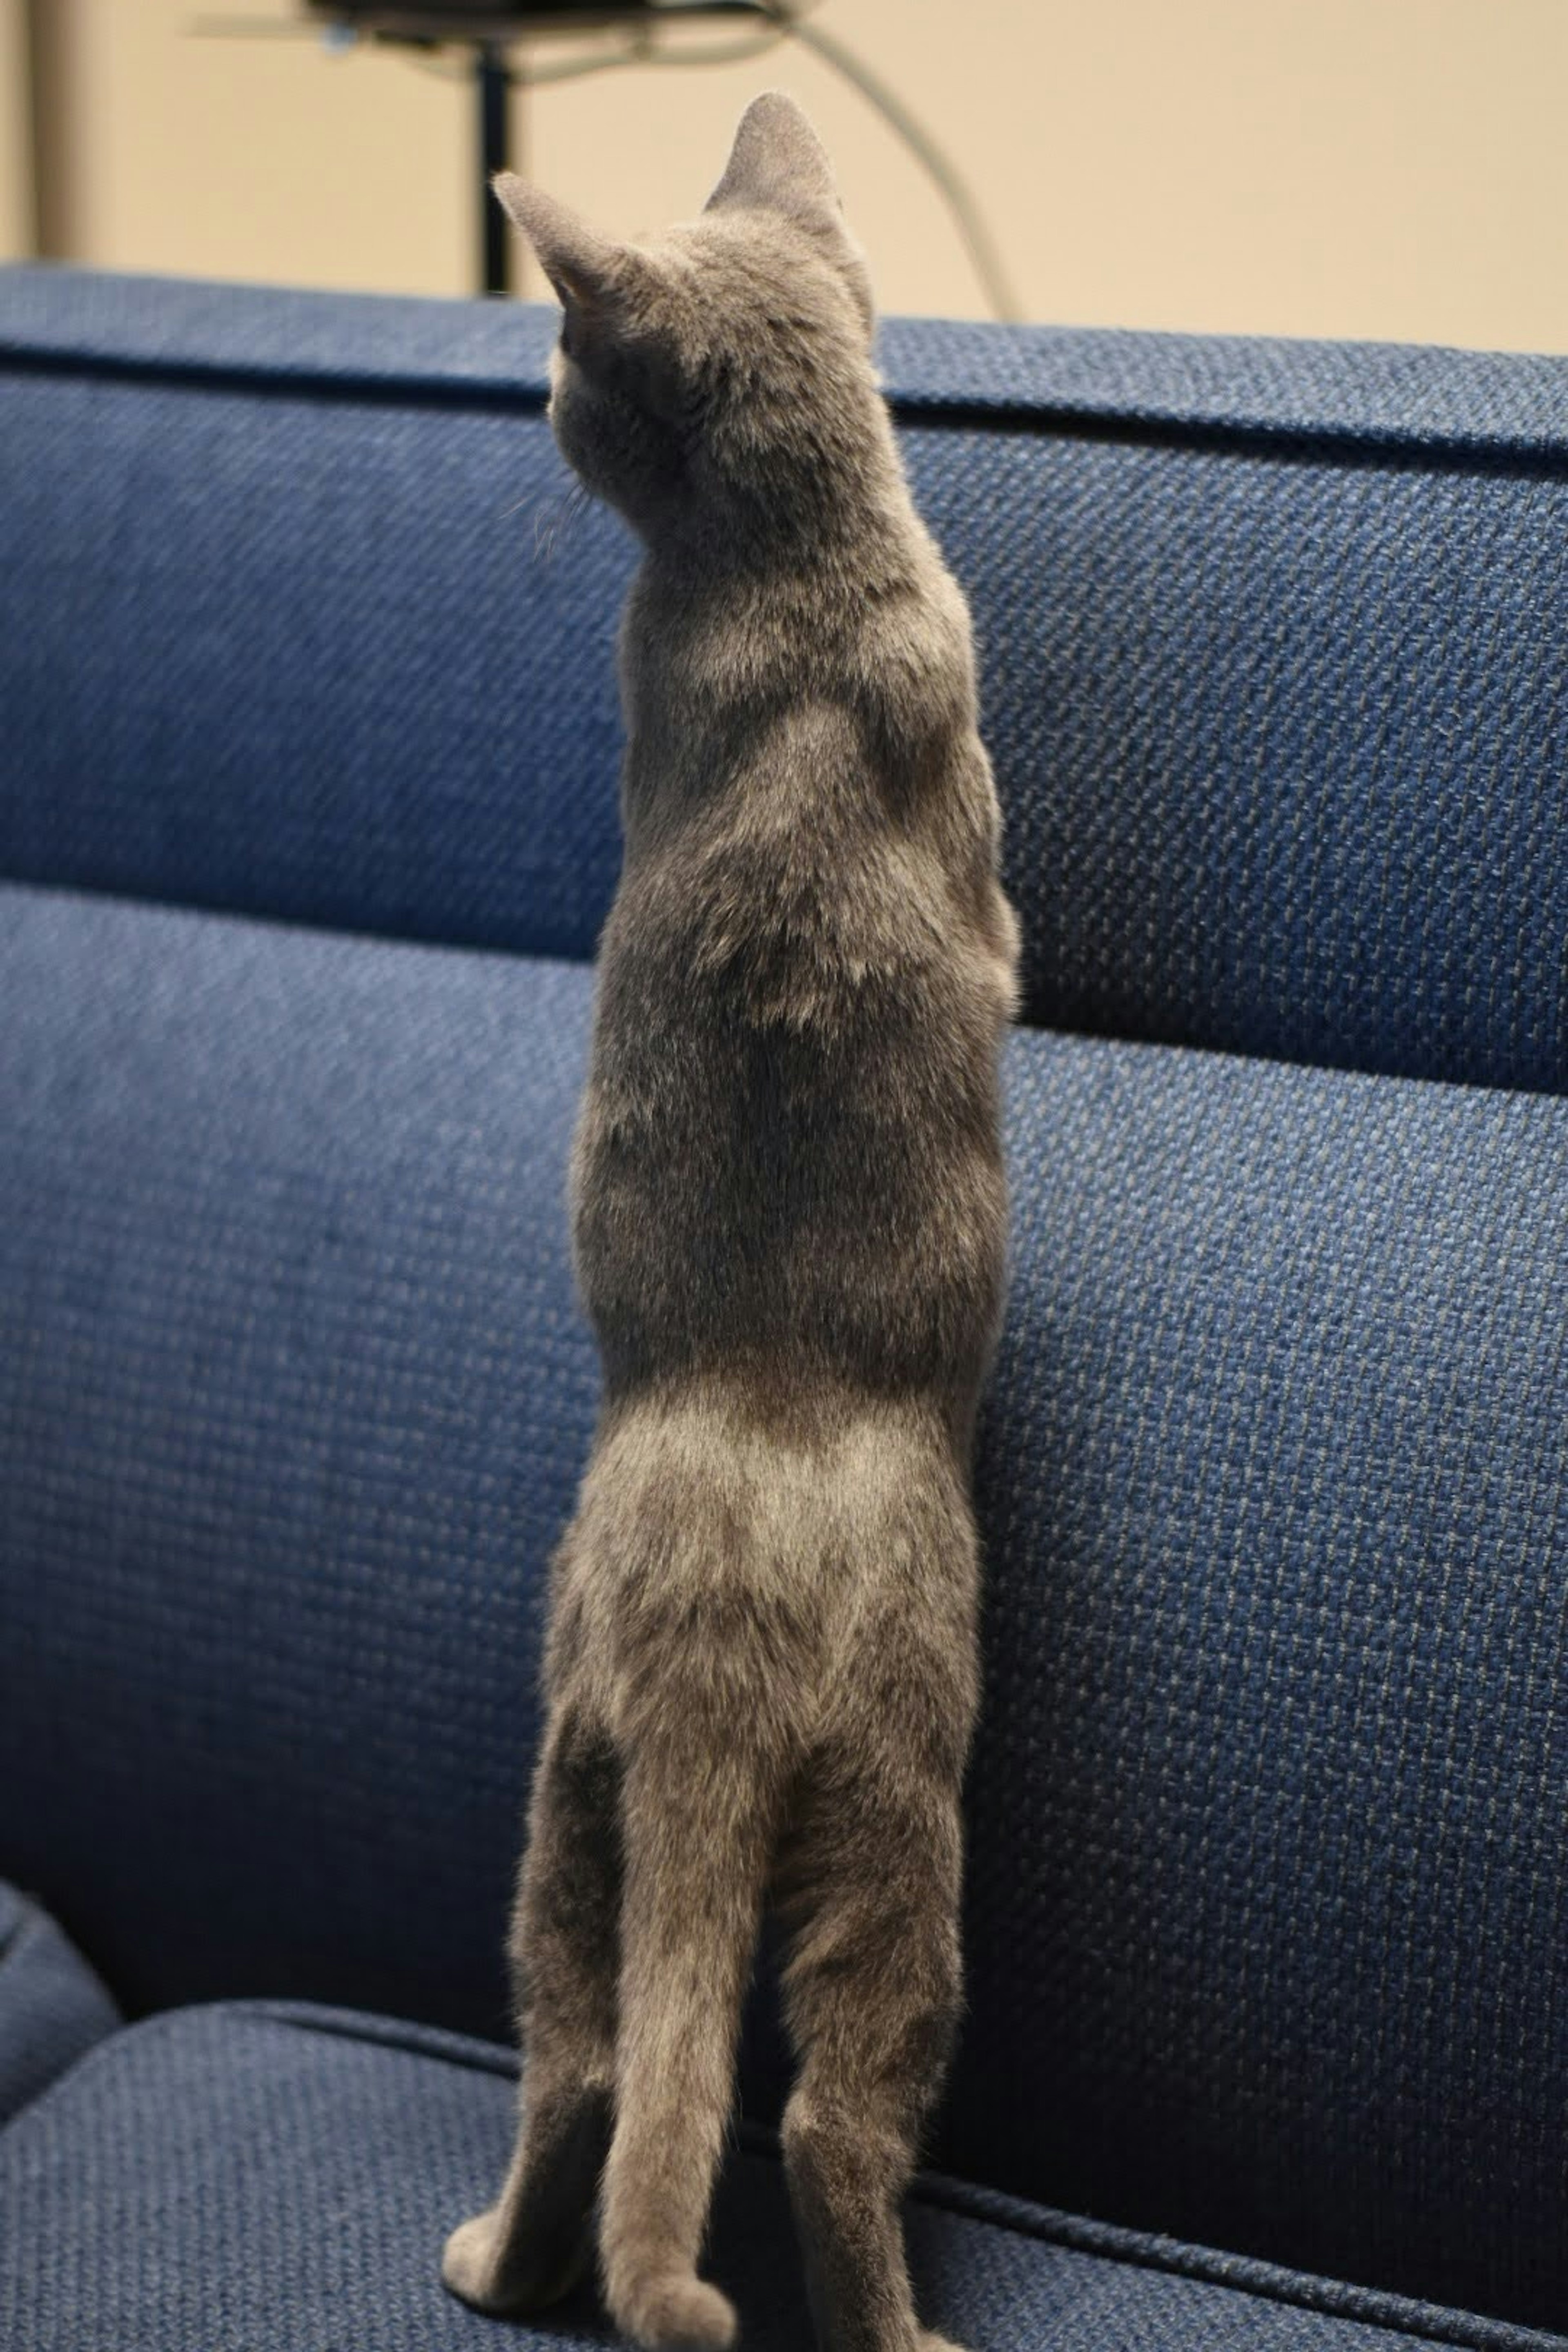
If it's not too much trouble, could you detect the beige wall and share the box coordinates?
[0,0,30,258]
[8,0,1568,352]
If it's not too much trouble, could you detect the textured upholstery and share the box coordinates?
[0,886,1562,2330]
[0,1882,119,2120]
[2,269,1565,1088]
[2,2002,1561,2352]
[0,887,586,2036]
[2,262,1563,452]
[956,1036,1567,2325]
[2,268,1565,2343]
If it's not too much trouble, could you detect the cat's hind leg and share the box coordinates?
[442,1697,622,2316]
[777,1608,973,2352]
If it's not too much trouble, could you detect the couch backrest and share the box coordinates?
[2,269,1564,1087]
[1,269,1564,2333]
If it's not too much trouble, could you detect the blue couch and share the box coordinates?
[0,263,1563,2352]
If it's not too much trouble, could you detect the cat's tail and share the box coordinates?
[598,1687,781,2352]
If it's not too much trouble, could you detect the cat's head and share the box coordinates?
[494,94,881,551]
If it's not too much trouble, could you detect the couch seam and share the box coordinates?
[896,2169,1568,2352]
[4,2001,1555,2352]
[2,342,1566,479]
[0,1987,164,2130]
[0,1901,24,1969]
[4,875,1561,1109]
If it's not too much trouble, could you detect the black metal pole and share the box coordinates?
[479,43,510,296]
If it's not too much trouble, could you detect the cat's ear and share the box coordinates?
[706,92,875,334]
[704,91,840,224]
[492,174,642,319]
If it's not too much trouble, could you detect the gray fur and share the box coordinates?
[442,91,1018,2352]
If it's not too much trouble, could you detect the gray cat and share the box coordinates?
[442,91,1018,2352]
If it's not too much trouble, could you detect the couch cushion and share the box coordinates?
[2,2000,1560,2352]
[0,884,1562,2328]
[2,268,1565,1087]
[0,884,588,2032]
[0,1882,118,2120]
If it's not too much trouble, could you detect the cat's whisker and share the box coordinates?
[530,481,591,565]
[490,483,588,557]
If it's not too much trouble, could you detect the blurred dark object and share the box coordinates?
[300,4,774,294]
[288,1,1017,318]
[301,3,764,30]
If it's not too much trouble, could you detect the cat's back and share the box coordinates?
[573,626,1013,1411]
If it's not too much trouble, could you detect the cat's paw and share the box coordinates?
[614,2269,738,2351]
[917,2334,971,2352]
[441,2209,518,2314]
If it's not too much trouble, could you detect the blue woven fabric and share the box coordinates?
[0,1882,119,2120]
[2,2002,1560,2352]
[955,1035,1568,2328]
[0,886,591,2036]
[1,270,1564,1087]
[4,264,1566,452]
[0,886,1562,2328]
